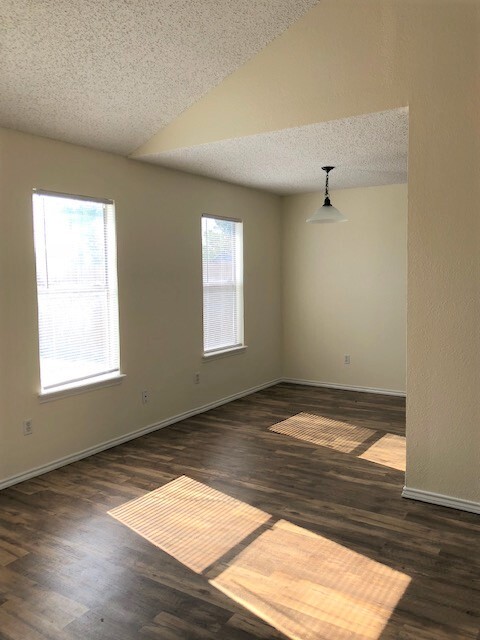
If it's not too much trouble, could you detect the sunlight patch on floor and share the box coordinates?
[109,477,410,639]
[108,475,270,573]
[359,434,406,471]
[211,519,411,640]
[269,413,375,453]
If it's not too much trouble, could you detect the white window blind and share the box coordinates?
[32,191,120,393]
[202,216,244,354]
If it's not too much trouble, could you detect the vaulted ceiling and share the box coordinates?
[0,0,319,154]
[0,1,409,192]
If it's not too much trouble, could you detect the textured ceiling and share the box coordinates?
[0,0,319,154]
[139,108,409,193]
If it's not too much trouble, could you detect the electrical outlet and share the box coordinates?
[141,390,149,404]
[194,372,200,384]
[344,354,351,365]
[23,419,33,436]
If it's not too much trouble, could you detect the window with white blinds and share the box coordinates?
[32,190,120,393]
[202,215,244,354]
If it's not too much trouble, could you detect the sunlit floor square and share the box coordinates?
[211,519,411,640]
[108,475,270,573]
[269,413,375,453]
[359,434,406,471]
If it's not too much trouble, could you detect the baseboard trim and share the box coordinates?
[5,379,477,516]
[402,486,480,515]
[0,378,282,491]
[282,378,406,397]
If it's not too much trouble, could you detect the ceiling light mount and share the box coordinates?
[306,166,348,224]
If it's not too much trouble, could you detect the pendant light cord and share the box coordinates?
[322,166,334,207]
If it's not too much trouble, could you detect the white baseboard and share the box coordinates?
[0,378,281,491]
[282,378,406,397]
[4,378,478,517]
[402,486,480,515]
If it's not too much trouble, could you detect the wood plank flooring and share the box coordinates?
[0,383,479,639]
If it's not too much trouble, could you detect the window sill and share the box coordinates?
[202,345,248,361]
[39,373,126,403]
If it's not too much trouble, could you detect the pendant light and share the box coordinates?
[306,166,347,223]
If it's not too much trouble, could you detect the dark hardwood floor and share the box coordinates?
[0,383,479,639]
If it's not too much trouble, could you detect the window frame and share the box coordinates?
[32,188,123,400]
[201,214,246,358]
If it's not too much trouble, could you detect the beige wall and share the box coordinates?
[0,137,8,474]
[2,0,480,505]
[135,1,480,504]
[283,184,407,393]
[0,127,282,484]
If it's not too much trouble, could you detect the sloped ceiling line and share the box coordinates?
[135,108,409,194]
[0,0,320,154]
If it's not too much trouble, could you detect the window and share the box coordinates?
[32,190,121,394]
[202,215,244,354]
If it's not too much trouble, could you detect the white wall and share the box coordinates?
[0,127,283,485]
[282,184,407,393]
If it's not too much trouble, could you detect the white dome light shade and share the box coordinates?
[306,203,348,223]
